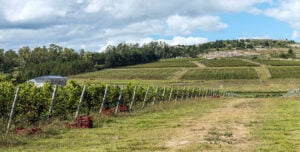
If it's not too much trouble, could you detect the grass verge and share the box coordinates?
[1,98,224,151]
[253,97,300,151]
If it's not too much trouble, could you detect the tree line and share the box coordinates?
[0,42,206,83]
[0,39,295,83]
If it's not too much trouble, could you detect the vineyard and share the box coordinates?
[71,68,180,80]
[268,66,300,78]
[181,68,259,80]
[126,58,197,68]
[0,81,227,135]
[254,59,300,66]
[1,56,300,151]
[199,58,259,67]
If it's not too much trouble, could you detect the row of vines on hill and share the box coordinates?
[0,81,229,132]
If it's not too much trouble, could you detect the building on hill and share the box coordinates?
[28,75,67,87]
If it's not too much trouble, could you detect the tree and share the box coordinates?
[18,46,31,69]
[3,50,18,72]
[0,49,4,70]
[287,48,296,58]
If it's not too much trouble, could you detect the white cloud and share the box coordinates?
[99,36,208,52]
[0,0,271,51]
[292,30,299,39]
[167,15,227,34]
[248,7,264,14]
[164,36,209,45]
[215,0,271,12]
[263,0,300,29]
[238,35,271,40]
[3,0,68,22]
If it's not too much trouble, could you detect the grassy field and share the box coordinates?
[2,97,299,151]
[181,68,258,80]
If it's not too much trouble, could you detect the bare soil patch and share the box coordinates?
[171,68,188,80]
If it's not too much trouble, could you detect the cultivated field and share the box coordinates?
[71,68,180,80]
[268,66,300,78]
[181,68,259,80]
[199,58,259,67]
[70,57,300,92]
[254,59,300,66]
[127,58,198,68]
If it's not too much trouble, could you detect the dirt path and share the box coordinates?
[190,61,206,68]
[241,59,271,82]
[241,59,261,66]
[255,65,272,85]
[171,68,188,80]
[165,98,256,151]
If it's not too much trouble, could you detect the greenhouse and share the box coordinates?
[28,75,67,87]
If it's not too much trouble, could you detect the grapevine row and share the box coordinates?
[0,81,229,133]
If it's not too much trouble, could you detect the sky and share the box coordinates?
[1,0,300,52]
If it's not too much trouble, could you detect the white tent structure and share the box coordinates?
[28,75,67,87]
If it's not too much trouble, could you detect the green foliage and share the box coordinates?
[0,81,15,128]
[0,81,225,128]
[270,48,296,59]
[15,83,52,125]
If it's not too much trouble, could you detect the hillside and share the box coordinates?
[70,57,300,92]
[0,39,299,83]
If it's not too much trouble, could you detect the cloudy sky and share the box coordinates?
[1,0,300,52]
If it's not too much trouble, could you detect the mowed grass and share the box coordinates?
[3,97,299,151]
[268,66,300,78]
[2,98,225,152]
[70,68,180,80]
[199,59,259,67]
[127,58,197,68]
[253,98,300,151]
[181,68,259,80]
[254,59,300,66]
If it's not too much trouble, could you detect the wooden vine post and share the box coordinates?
[191,88,195,99]
[152,86,159,105]
[129,86,137,110]
[75,85,86,119]
[99,85,109,114]
[48,85,58,119]
[142,86,150,108]
[185,88,189,100]
[168,86,173,102]
[6,86,20,135]
[181,87,186,101]
[175,89,179,102]
[204,89,208,98]
[114,85,124,115]
[161,86,166,102]
[199,88,203,99]
[195,87,200,99]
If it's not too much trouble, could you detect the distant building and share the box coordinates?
[28,75,67,87]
